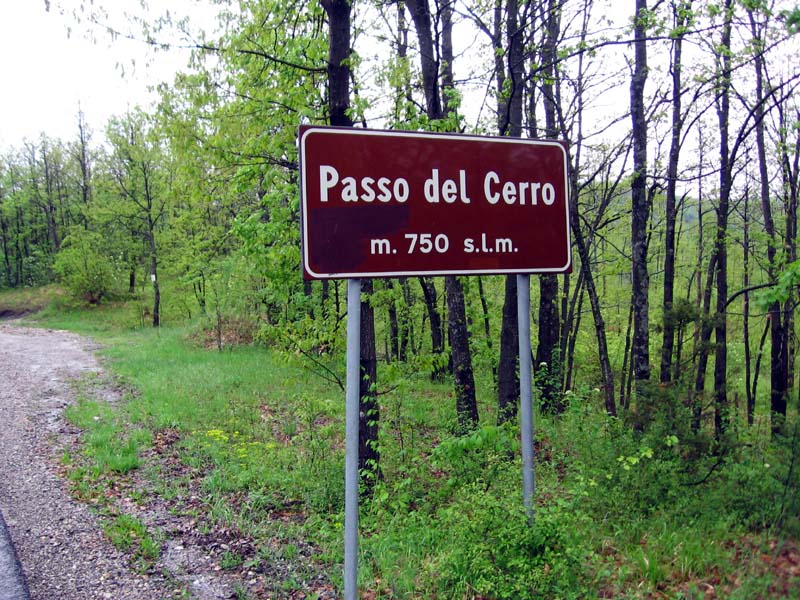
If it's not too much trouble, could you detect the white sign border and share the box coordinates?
[299,126,572,279]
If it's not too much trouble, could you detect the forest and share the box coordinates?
[2,0,800,597]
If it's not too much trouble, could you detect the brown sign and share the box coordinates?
[299,126,571,279]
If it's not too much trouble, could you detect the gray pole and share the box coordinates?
[517,274,535,523]
[344,278,361,600]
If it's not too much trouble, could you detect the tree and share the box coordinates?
[103,109,171,327]
[659,0,692,385]
[406,0,479,432]
[321,0,381,489]
[495,0,525,423]
[711,0,733,438]
[747,1,790,436]
[536,0,564,413]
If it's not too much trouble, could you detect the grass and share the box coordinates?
[103,513,163,570]
[6,285,800,598]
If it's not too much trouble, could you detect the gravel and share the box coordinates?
[0,322,183,600]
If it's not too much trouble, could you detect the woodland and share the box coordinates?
[2,0,800,597]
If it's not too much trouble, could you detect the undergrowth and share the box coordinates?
[15,289,800,598]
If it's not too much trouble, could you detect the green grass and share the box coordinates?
[102,513,162,570]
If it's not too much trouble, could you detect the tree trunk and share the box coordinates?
[322,0,380,488]
[388,282,400,362]
[447,276,479,432]
[564,272,586,393]
[476,277,496,388]
[659,0,689,384]
[359,279,380,491]
[149,233,160,328]
[630,0,651,404]
[747,6,787,436]
[537,0,563,413]
[495,0,524,422]
[419,277,445,379]
[0,208,12,287]
[693,252,717,431]
[497,275,519,422]
[743,190,754,426]
[712,0,733,439]
[779,80,800,420]
[572,183,616,416]
[399,278,412,361]
[322,0,352,128]
[408,0,479,431]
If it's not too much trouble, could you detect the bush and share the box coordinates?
[54,231,119,303]
[430,488,587,599]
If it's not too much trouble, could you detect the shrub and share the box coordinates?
[430,487,587,599]
[54,231,119,303]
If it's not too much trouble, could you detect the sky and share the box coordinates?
[0,0,633,151]
[0,0,204,148]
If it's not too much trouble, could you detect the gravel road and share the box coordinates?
[0,322,182,600]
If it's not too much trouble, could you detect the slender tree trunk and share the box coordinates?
[322,0,380,488]
[743,191,754,426]
[712,0,733,439]
[388,283,400,362]
[537,0,563,413]
[630,0,651,405]
[572,185,616,416]
[498,275,519,422]
[693,252,717,431]
[547,0,615,414]
[660,0,689,384]
[408,0,479,431]
[752,318,770,416]
[748,7,786,436]
[620,303,633,411]
[399,278,412,361]
[359,279,380,489]
[779,92,800,414]
[40,140,61,253]
[15,206,25,286]
[476,277,497,388]
[564,273,586,393]
[495,0,523,423]
[447,276,479,432]
[0,208,12,286]
[77,110,92,212]
[419,277,445,379]
[149,230,160,327]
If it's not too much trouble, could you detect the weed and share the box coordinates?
[103,513,162,570]
[221,550,244,570]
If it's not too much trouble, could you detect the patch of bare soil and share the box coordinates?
[0,308,32,320]
[0,323,337,599]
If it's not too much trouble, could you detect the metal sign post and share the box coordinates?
[344,278,361,600]
[517,274,535,524]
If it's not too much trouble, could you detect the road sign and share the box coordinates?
[299,126,571,279]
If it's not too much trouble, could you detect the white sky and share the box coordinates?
[0,0,654,152]
[0,0,204,148]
